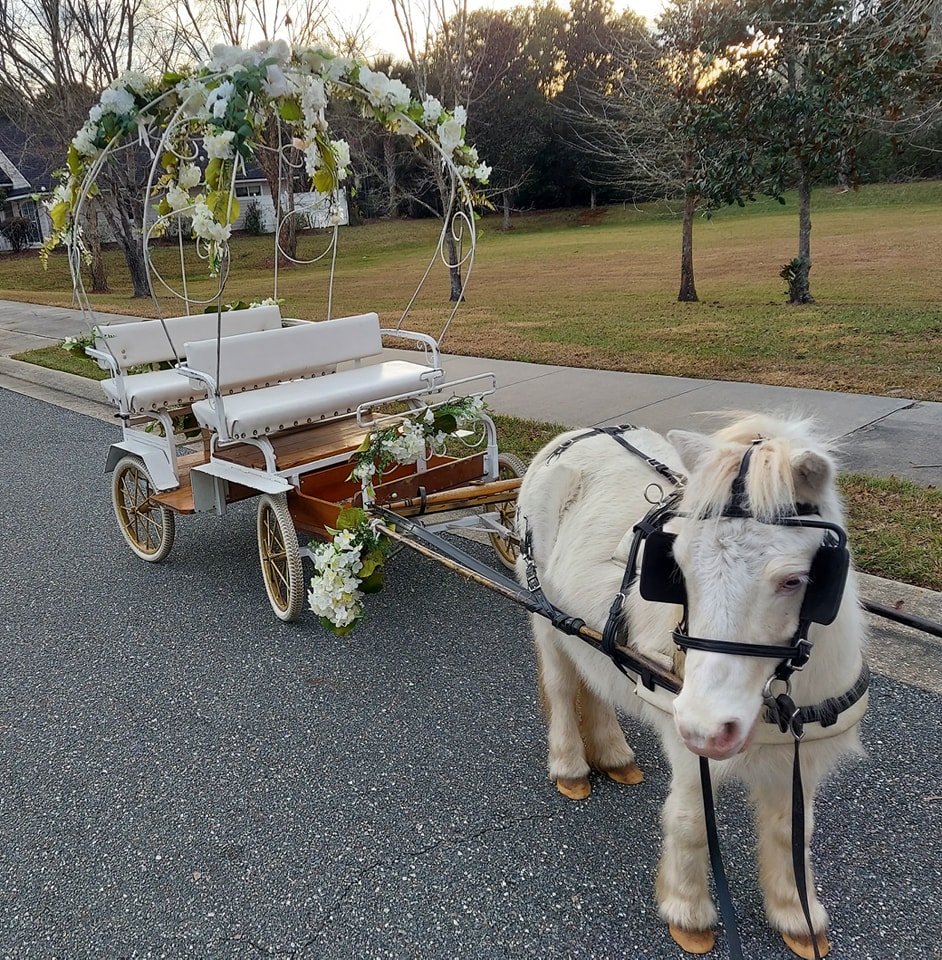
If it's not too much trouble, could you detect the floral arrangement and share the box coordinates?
[45,41,491,275]
[307,507,392,634]
[349,395,487,497]
[309,396,488,633]
[61,330,101,356]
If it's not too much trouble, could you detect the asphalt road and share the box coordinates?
[1,390,940,960]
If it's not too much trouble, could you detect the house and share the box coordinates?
[0,119,57,250]
[0,120,347,252]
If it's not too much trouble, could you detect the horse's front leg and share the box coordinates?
[752,766,830,959]
[533,619,593,799]
[656,754,718,955]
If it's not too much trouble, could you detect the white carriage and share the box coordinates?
[56,44,523,623]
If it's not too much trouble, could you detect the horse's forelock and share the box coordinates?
[682,416,835,520]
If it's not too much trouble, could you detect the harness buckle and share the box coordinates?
[787,636,814,673]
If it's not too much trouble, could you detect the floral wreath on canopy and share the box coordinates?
[44,40,491,274]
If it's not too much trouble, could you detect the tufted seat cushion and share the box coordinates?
[191,360,434,439]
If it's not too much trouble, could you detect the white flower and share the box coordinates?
[437,115,464,157]
[166,182,192,211]
[301,77,327,122]
[473,162,491,183]
[88,105,103,122]
[204,129,236,160]
[331,139,351,177]
[386,77,412,111]
[99,86,135,116]
[118,70,149,95]
[303,141,322,177]
[358,66,388,107]
[252,38,290,65]
[72,122,100,158]
[191,201,231,244]
[177,162,202,190]
[206,81,234,119]
[299,47,332,73]
[263,63,290,98]
[178,78,209,118]
[453,105,467,125]
[422,96,444,125]
[324,56,352,82]
[209,44,260,72]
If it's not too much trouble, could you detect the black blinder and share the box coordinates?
[638,529,850,625]
[799,541,850,625]
[639,531,686,606]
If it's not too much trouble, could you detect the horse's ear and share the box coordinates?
[791,449,834,504]
[667,430,715,474]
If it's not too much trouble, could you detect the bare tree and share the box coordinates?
[0,0,181,295]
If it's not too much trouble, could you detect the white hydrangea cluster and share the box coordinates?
[204,129,236,160]
[307,529,365,629]
[191,201,231,244]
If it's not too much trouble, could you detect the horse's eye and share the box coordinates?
[779,575,807,593]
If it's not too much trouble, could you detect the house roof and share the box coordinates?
[0,119,63,198]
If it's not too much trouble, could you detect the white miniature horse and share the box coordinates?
[516,414,867,959]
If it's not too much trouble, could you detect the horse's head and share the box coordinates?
[658,416,847,760]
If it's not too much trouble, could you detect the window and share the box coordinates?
[235,183,263,197]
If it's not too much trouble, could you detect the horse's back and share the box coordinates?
[521,425,680,536]
[517,426,683,619]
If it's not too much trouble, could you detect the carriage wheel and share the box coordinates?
[489,452,526,571]
[256,493,305,622]
[111,454,176,563]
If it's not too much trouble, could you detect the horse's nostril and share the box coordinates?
[717,720,740,749]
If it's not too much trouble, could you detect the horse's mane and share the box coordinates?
[679,413,841,522]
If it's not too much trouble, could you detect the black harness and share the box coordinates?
[520,427,870,960]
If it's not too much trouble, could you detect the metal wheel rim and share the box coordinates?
[257,494,304,621]
[113,457,173,560]
[489,453,525,570]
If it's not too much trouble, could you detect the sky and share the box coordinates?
[333,0,666,59]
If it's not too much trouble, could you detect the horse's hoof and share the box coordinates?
[782,931,830,959]
[605,762,644,785]
[669,924,715,954]
[556,776,591,800]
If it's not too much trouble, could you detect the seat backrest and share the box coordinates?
[94,305,284,371]
[183,313,383,392]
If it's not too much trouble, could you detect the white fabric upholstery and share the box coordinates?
[101,369,203,413]
[96,305,284,369]
[96,305,284,413]
[184,313,384,393]
[191,360,434,438]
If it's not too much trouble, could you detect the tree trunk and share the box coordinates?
[85,202,109,294]
[790,168,815,304]
[445,230,463,302]
[384,135,399,218]
[502,190,512,231]
[678,191,698,303]
[110,199,149,298]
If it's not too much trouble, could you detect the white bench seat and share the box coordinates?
[89,305,286,415]
[100,368,204,413]
[183,312,443,445]
[191,359,435,439]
